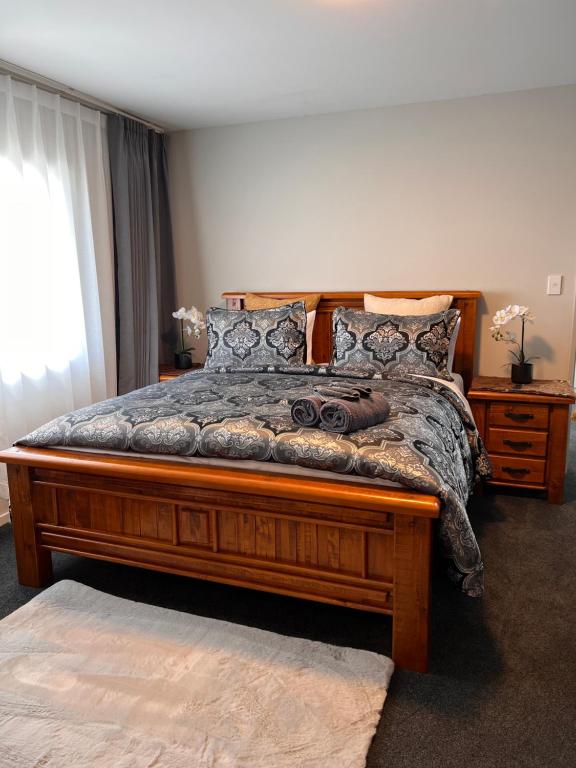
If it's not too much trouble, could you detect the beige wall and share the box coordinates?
[168,85,576,379]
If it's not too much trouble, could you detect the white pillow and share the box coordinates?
[306,310,316,364]
[364,294,453,315]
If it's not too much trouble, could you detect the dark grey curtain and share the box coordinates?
[107,116,177,394]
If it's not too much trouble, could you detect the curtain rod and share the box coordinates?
[0,58,166,133]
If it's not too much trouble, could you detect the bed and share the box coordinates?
[0,290,483,673]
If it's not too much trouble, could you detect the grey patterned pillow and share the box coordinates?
[331,307,460,380]
[205,302,307,369]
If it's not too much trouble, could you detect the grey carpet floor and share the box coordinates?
[1,425,575,767]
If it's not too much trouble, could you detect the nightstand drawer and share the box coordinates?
[488,403,549,430]
[490,455,546,485]
[486,427,547,458]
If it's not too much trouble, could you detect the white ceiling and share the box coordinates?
[1,0,575,130]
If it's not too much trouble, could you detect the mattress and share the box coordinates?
[57,371,469,489]
[17,364,488,595]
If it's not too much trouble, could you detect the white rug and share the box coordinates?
[0,580,393,767]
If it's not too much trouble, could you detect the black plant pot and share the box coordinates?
[174,352,193,370]
[511,362,533,385]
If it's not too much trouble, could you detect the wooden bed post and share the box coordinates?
[392,515,434,673]
[7,464,53,587]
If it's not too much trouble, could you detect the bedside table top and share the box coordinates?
[469,376,575,401]
[159,363,203,379]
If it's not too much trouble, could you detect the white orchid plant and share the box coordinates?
[489,304,536,365]
[172,306,206,355]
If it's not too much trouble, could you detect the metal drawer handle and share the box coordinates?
[504,409,534,423]
[502,466,530,477]
[503,439,533,451]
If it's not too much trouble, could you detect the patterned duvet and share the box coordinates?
[17,365,490,596]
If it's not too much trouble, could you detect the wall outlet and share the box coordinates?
[547,274,562,295]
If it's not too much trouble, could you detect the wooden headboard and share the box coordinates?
[222,291,481,391]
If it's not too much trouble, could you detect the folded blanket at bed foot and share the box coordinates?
[291,382,390,433]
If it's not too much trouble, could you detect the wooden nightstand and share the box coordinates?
[159,363,202,382]
[468,376,575,504]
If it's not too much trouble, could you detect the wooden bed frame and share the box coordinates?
[1,290,480,673]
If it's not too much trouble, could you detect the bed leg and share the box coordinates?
[7,464,53,587]
[392,515,433,673]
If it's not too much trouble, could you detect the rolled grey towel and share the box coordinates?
[319,392,391,434]
[291,395,325,427]
[335,382,373,397]
[314,382,372,399]
[314,386,360,401]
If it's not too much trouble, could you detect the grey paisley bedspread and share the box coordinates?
[17,365,490,596]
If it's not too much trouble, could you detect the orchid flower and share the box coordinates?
[172,307,188,321]
[490,304,537,364]
[173,305,205,354]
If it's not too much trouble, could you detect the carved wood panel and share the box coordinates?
[31,477,395,584]
[44,487,175,543]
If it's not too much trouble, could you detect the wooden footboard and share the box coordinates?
[2,447,440,672]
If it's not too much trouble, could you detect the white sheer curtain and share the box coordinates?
[0,76,116,503]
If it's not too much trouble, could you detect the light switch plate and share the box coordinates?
[547,274,562,295]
